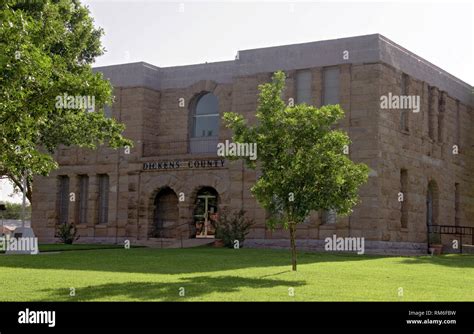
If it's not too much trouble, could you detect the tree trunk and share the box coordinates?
[289,222,297,271]
[7,173,33,202]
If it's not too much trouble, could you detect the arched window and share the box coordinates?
[192,93,219,138]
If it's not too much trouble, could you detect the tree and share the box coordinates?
[223,71,369,271]
[1,201,31,220]
[0,0,132,201]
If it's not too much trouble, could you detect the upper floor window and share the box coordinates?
[104,105,112,118]
[428,86,436,141]
[296,70,312,105]
[455,100,460,148]
[321,209,337,225]
[322,67,340,105]
[400,73,409,132]
[192,93,219,138]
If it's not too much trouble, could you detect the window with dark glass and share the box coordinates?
[437,92,446,142]
[58,176,69,225]
[400,169,408,228]
[98,174,109,224]
[455,100,460,148]
[78,175,89,225]
[455,183,460,226]
[428,86,436,140]
[400,73,409,132]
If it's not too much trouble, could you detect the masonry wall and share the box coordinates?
[31,62,473,249]
[377,63,474,245]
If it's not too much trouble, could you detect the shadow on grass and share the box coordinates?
[0,248,385,275]
[41,275,306,301]
[399,254,474,268]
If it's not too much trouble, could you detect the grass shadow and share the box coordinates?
[0,248,386,275]
[40,275,306,301]
[399,254,474,268]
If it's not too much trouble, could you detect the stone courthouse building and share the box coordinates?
[31,34,474,253]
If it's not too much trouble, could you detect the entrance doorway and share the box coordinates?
[152,187,179,238]
[193,187,218,238]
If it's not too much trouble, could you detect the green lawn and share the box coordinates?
[0,243,142,254]
[0,247,472,301]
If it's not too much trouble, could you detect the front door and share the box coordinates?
[194,189,218,238]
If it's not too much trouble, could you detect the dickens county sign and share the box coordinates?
[143,159,225,171]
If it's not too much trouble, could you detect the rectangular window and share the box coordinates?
[295,70,312,105]
[400,169,408,228]
[437,92,445,142]
[401,73,408,95]
[400,111,409,132]
[322,209,337,225]
[455,183,460,226]
[400,74,409,132]
[322,67,340,105]
[78,175,89,225]
[455,100,460,148]
[428,86,435,140]
[104,105,112,118]
[98,174,109,225]
[58,176,69,225]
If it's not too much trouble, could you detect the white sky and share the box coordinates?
[0,179,25,204]
[1,0,472,202]
[84,0,473,84]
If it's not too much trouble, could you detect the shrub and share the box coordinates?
[429,232,441,245]
[55,222,80,244]
[215,209,253,248]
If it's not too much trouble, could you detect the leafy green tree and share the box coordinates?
[224,71,369,271]
[0,201,31,220]
[0,0,132,201]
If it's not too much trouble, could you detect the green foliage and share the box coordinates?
[55,222,79,244]
[224,71,369,270]
[215,209,253,248]
[0,0,132,200]
[224,71,369,228]
[0,201,31,220]
[429,232,441,245]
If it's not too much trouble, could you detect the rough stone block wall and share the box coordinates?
[31,59,473,248]
[377,63,474,244]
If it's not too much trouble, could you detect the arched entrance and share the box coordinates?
[193,187,219,238]
[151,187,179,238]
